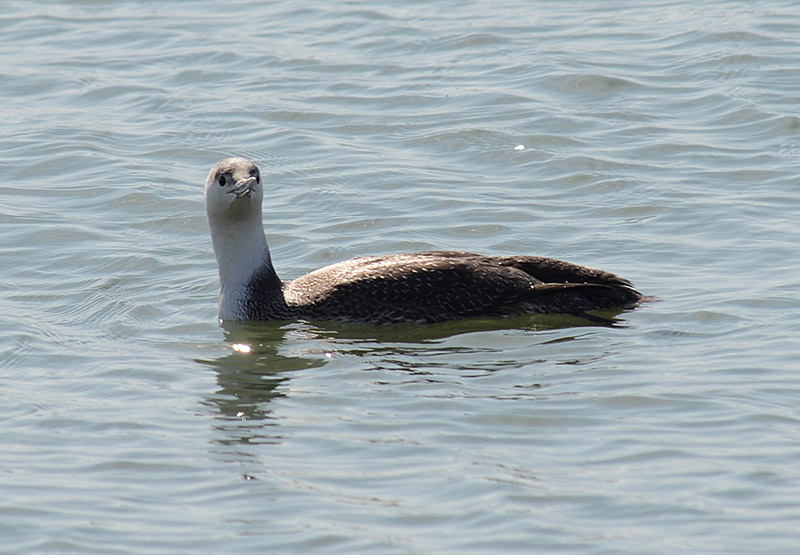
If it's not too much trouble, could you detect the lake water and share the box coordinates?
[2,0,800,552]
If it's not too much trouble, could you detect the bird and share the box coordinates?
[205,157,644,324]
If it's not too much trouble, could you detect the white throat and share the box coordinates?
[208,208,273,320]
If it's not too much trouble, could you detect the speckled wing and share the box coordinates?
[284,251,641,324]
[493,254,637,289]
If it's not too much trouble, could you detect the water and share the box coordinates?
[2,0,800,552]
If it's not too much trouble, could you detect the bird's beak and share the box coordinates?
[229,176,257,199]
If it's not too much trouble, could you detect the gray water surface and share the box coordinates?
[2,1,800,552]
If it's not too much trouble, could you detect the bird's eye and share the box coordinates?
[219,175,227,186]
[255,173,260,184]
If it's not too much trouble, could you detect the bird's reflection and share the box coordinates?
[298,310,629,343]
[196,321,325,448]
[196,309,632,450]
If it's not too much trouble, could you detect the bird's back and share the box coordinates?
[282,251,642,324]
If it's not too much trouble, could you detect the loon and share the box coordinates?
[205,157,643,324]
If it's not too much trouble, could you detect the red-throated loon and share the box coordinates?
[205,157,643,324]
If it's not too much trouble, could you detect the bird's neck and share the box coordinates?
[209,213,281,319]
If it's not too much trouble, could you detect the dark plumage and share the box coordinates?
[242,251,642,324]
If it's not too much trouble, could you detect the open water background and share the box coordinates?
[2,0,800,552]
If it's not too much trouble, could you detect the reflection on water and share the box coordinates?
[298,309,633,344]
[196,322,325,447]
[197,312,626,430]
[194,310,632,457]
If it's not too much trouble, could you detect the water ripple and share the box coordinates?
[3,0,800,552]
